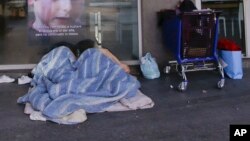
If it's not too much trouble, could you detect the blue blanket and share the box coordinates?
[17,47,140,123]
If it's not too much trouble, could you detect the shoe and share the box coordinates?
[18,75,32,85]
[0,75,15,83]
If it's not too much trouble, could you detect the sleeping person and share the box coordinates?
[75,39,130,73]
[17,39,153,124]
[47,39,130,73]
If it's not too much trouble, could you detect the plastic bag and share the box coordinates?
[217,38,243,79]
[218,50,243,79]
[140,53,160,79]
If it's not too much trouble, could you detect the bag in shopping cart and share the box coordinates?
[140,53,160,79]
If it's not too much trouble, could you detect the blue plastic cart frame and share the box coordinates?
[162,10,225,91]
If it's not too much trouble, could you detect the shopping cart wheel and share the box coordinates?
[164,66,171,74]
[178,81,188,91]
[217,79,225,89]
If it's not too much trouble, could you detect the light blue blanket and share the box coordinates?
[17,47,140,124]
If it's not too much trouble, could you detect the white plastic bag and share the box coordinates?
[140,53,160,79]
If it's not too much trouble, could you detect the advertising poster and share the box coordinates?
[28,0,87,45]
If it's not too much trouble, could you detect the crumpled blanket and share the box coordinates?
[17,47,141,124]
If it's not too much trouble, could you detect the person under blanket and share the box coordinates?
[18,40,141,124]
[51,39,130,73]
[75,39,130,73]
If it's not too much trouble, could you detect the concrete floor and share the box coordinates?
[0,68,249,141]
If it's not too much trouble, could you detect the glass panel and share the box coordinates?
[0,0,33,64]
[202,0,246,56]
[87,0,139,60]
[0,0,139,65]
[0,0,88,64]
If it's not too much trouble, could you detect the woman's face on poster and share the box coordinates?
[32,0,85,27]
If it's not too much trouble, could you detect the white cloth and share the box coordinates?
[0,75,15,83]
[105,90,154,112]
[61,109,87,124]
[24,103,34,114]
[24,103,87,124]
[30,111,47,121]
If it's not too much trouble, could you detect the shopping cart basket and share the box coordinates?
[162,10,225,91]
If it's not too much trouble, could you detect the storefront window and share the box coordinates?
[0,0,140,66]
[201,0,246,56]
[87,0,140,61]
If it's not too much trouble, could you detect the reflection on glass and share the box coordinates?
[0,0,139,65]
[202,0,246,56]
[88,0,139,60]
[0,0,89,64]
[0,0,37,64]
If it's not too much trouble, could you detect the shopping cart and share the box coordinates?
[162,10,225,91]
